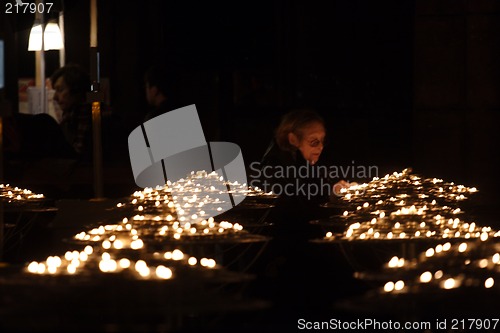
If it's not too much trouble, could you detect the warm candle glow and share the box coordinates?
[384,281,394,292]
[420,271,432,283]
[328,169,496,243]
[442,278,456,289]
[485,278,494,289]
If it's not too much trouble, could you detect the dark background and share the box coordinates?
[1,0,499,213]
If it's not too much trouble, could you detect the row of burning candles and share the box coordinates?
[326,170,500,295]
[381,241,498,293]
[27,246,217,278]
[73,216,245,247]
[343,202,461,216]
[325,218,499,241]
[341,170,477,203]
[23,170,272,278]
[0,184,44,202]
[117,170,269,226]
[325,169,497,241]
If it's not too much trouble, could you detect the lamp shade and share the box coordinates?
[28,24,43,51]
[44,21,64,50]
[28,21,64,51]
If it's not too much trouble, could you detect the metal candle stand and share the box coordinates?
[310,168,499,318]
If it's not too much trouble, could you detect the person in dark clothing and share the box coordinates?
[50,64,92,157]
[260,109,349,210]
[9,64,91,160]
[13,113,77,159]
[143,65,181,121]
[254,109,350,321]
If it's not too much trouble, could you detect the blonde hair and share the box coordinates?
[275,109,325,151]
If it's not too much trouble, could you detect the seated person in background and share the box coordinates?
[143,65,181,121]
[50,64,92,157]
[9,64,92,160]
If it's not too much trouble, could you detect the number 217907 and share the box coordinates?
[5,2,54,14]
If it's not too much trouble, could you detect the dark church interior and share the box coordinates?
[1,0,500,332]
